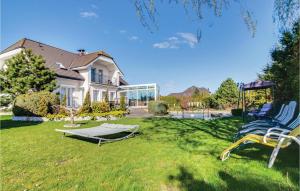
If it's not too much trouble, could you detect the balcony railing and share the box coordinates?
[91,74,117,86]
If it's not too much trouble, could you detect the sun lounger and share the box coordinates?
[55,123,139,146]
[248,103,272,118]
[247,114,300,136]
[220,125,300,168]
[241,101,296,130]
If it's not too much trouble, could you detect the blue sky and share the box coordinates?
[1,0,279,95]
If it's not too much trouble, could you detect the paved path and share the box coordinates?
[127,108,153,118]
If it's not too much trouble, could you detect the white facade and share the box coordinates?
[0,45,159,108]
[0,48,123,108]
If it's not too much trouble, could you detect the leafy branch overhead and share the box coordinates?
[133,0,300,39]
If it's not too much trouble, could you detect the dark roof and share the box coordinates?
[243,80,275,90]
[1,38,115,80]
[119,77,128,85]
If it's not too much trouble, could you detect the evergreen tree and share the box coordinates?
[79,90,92,113]
[259,20,299,104]
[0,49,56,97]
[214,78,239,108]
[120,95,126,111]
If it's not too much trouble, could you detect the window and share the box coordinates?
[93,90,99,101]
[60,87,66,104]
[109,92,115,101]
[98,70,103,84]
[91,68,96,82]
[60,87,75,107]
[102,91,108,101]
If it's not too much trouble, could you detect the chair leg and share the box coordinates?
[268,139,284,168]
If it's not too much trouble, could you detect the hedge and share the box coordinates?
[13,91,59,117]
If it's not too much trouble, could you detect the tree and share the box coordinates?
[160,95,180,109]
[120,94,126,111]
[0,49,56,97]
[259,19,299,104]
[79,90,92,113]
[133,0,299,38]
[214,78,239,108]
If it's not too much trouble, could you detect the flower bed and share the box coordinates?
[46,110,127,121]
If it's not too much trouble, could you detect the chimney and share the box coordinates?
[77,49,86,56]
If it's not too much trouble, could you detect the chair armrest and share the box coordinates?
[263,132,300,145]
[266,127,290,134]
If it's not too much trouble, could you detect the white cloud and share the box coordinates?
[153,32,198,49]
[80,11,98,18]
[119,30,127,34]
[168,36,179,41]
[129,36,139,40]
[153,42,171,49]
[177,32,198,48]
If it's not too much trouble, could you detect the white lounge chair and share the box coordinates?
[55,123,139,146]
[239,101,297,133]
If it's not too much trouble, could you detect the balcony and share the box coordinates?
[91,74,117,86]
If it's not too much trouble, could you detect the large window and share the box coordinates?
[98,70,103,84]
[60,87,75,107]
[91,68,104,84]
[109,92,115,101]
[91,68,96,82]
[118,84,159,107]
[93,90,99,101]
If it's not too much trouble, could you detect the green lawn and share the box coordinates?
[1,115,299,191]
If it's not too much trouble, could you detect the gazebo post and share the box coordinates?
[237,88,241,109]
[242,87,245,121]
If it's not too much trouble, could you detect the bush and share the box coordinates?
[46,113,68,120]
[91,101,110,113]
[120,95,126,111]
[0,94,12,107]
[76,110,127,120]
[231,108,243,116]
[52,105,69,115]
[78,91,91,114]
[13,91,59,117]
[148,101,169,115]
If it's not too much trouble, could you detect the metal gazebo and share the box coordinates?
[237,80,275,121]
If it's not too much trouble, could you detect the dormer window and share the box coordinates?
[56,62,66,69]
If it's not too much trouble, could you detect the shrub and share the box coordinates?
[52,105,68,115]
[148,101,169,115]
[78,91,91,113]
[231,108,243,116]
[46,113,68,121]
[76,110,127,120]
[12,91,59,117]
[120,95,126,111]
[91,101,110,113]
[0,94,12,107]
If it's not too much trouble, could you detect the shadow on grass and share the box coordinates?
[0,118,42,130]
[62,131,141,145]
[168,166,216,191]
[168,166,296,191]
[141,117,243,155]
[231,143,300,186]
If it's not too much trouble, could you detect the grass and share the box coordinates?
[1,115,299,191]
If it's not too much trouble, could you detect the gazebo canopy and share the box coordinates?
[242,80,275,91]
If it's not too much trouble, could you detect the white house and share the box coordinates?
[0,38,159,108]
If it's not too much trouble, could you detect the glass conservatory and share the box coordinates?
[118,83,159,108]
